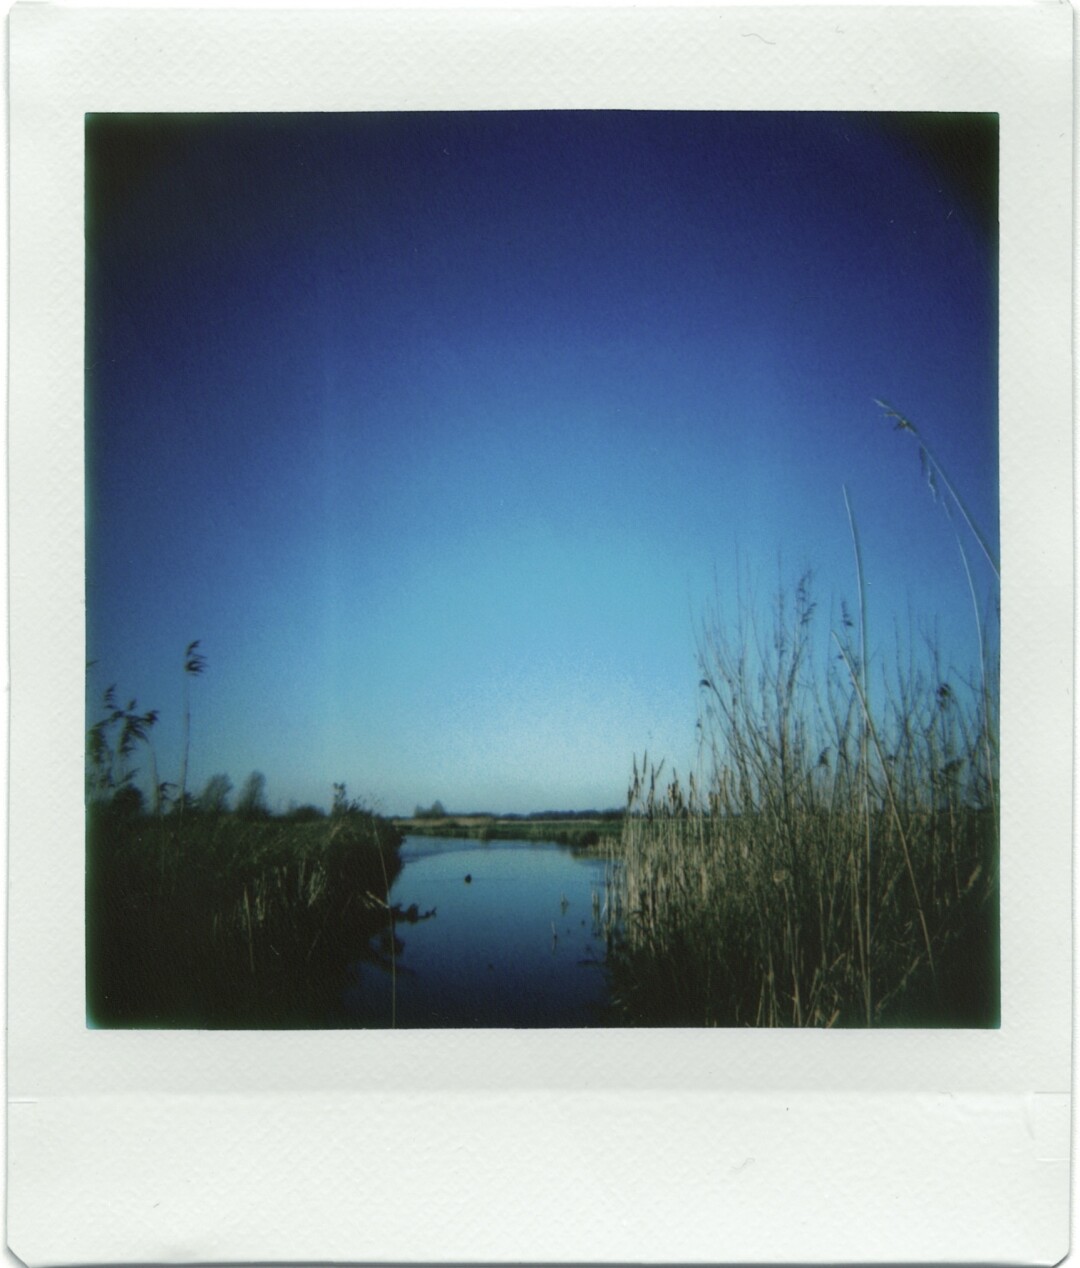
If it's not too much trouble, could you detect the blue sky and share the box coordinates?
[86,111,998,816]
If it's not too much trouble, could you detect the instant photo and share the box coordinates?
[86,109,999,1031]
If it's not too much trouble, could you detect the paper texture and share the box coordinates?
[7,4,1072,1263]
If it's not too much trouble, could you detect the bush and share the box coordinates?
[284,803,326,822]
[199,773,233,816]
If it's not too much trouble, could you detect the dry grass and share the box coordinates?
[605,581,998,1026]
[605,432,999,1027]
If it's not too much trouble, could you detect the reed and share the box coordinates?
[86,792,404,1027]
[605,409,998,1027]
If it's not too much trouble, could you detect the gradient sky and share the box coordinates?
[86,111,998,816]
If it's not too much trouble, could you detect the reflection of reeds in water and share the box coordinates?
[605,415,999,1027]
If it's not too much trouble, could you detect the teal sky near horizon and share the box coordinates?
[86,111,998,817]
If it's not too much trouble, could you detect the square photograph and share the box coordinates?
[84,109,999,1030]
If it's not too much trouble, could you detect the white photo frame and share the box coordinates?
[7,5,1072,1263]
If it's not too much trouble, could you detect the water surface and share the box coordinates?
[345,835,611,1027]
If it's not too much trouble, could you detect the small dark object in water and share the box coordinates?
[390,901,437,923]
[464,873,472,883]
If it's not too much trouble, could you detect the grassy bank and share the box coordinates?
[396,815,623,850]
[87,804,404,1027]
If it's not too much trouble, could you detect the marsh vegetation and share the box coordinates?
[602,590,998,1027]
[87,803,405,1026]
[87,687,406,1027]
[87,409,997,1030]
[603,409,999,1027]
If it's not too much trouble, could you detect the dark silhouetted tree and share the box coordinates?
[236,771,269,820]
[199,773,232,816]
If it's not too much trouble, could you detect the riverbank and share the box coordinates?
[393,814,623,851]
[87,805,405,1027]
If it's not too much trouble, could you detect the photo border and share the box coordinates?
[7,5,1072,1263]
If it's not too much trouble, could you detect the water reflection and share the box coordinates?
[345,836,611,1027]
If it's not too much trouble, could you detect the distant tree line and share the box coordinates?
[407,803,625,822]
